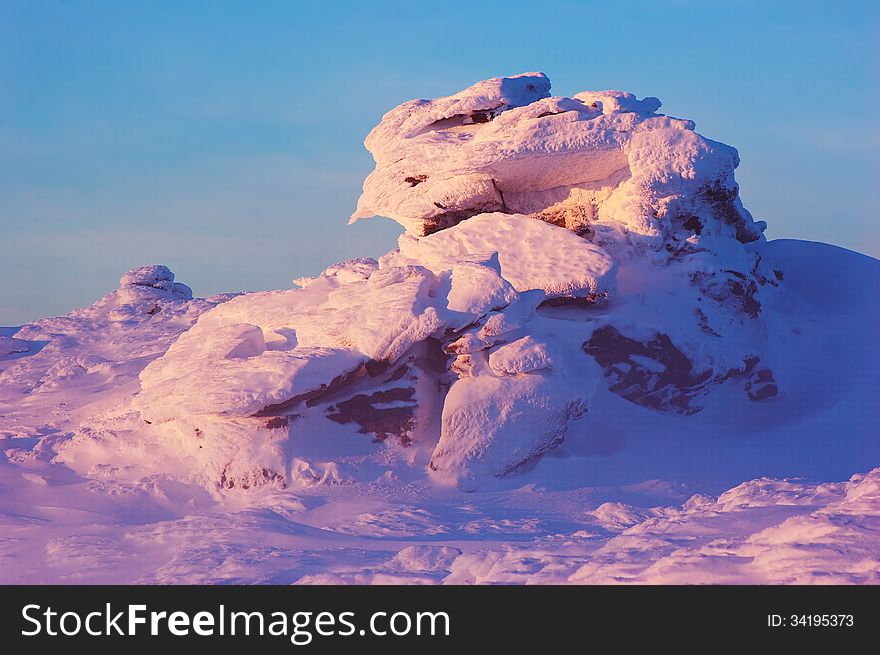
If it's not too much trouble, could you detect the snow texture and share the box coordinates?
[391,212,616,300]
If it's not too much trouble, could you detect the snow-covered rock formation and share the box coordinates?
[2,73,878,584]
[105,73,786,488]
[353,72,780,413]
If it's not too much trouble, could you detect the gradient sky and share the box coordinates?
[2,0,878,324]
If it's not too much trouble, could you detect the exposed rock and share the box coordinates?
[583,325,776,413]
[326,386,417,444]
[584,326,713,414]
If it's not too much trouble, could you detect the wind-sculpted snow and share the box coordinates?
[352,73,763,249]
[389,212,616,301]
[119,265,193,300]
[132,214,609,487]
[441,469,880,585]
[0,267,229,434]
[351,73,779,418]
[1,74,877,584]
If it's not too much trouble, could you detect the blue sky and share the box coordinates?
[1,0,877,324]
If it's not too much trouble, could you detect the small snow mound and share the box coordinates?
[714,477,842,510]
[573,90,662,115]
[488,336,554,375]
[389,545,462,573]
[843,468,880,504]
[589,502,653,529]
[364,72,550,155]
[325,257,379,284]
[120,265,175,289]
[118,265,193,301]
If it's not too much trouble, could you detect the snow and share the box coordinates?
[488,336,554,375]
[440,469,880,585]
[351,73,762,251]
[118,264,193,303]
[392,212,616,300]
[0,74,877,585]
[0,336,29,358]
[431,371,589,484]
[138,330,367,420]
[362,72,551,159]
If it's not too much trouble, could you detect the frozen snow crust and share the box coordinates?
[1,74,877,584]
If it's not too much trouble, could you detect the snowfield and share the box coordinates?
[1,73,877,584]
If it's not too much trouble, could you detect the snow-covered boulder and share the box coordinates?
[430,372,588,485]
[351,72,764,252]
[121,264,175,289]
[2,68,878,588]
[348,73,780,417]
[116,264,193,306]
[14,74,800,493]
[488,336,554,375]
[389,212,616,302]
[115,75,792,488]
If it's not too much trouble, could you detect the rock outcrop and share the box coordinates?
[126,73,783,488]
